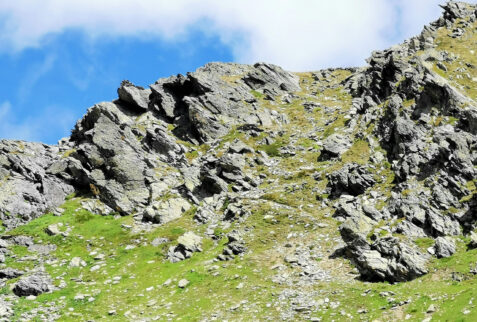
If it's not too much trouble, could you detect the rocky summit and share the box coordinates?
[0,2,476,321]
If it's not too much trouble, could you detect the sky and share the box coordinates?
[0,0,469,144]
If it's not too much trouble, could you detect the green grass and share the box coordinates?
[6,20,477,321]
[250,90,264,99]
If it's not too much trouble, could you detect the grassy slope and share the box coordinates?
[3,16,477,322]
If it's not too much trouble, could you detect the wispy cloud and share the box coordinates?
[0,0,462,70]
[0,100,76,142]
[17,54,56,103]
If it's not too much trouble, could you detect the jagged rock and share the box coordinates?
[426,210,461,237]
[223,203,251,222]
[228,140,254,154]
[194,206,216,223]
[150,62,289,144]
[71,102,151,214]
[12,272,54,296]
[45,223,63,236]
[218,230,247,261]
[81,199,114,216]
[11,236,34,247]
[440,1,476,21]
[319,134,351,160]
[0,140,74,229]
[0,268,24,279]
[327,163,376,197]
[393,220,427,238]
[177,231,202,252]
[469,231,477,248]
[339,213,375,244]
[0,2,476,294]
[352,237,429,282]
[434,237,456,258]
[333,197,363,219]
[362,205,385,221]
[168,232,202,263]
[142,197,191,224]
[117,80,151,112]
[243,62,300,94]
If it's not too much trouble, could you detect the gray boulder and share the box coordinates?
[0,268,24,279]
[319,134,351,160]
[117,80,151,112]
[218,230,247,261]
[168,232,202,263]
[142,197,191,224]
[327,163,376,197]
[12,272,54,296]
[352,237,429,282]
[434,236,456,258]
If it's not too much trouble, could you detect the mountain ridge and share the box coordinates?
[0,1,477,320]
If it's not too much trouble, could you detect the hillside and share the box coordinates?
[0,1,476,321]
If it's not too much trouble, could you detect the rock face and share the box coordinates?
[327,163,375,197]
[335,1,477,282]
[0,62,295,218]
[0,140,75,229]
[0,1,476,288]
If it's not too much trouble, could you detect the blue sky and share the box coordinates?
[0,0,461,144]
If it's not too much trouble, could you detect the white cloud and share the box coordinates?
[17,54,56,103]
[0,0,470,70]
[0,101,76,142]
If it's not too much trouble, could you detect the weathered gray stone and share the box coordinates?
[168,232,202,263]
[0,140,74,229]
[12,272,54,296]
[434,236,456,258]
[319,134,351,160]
[327,163,376,197]
[0,268,24,279]
[142,197,191,224]
[117,80,151,112]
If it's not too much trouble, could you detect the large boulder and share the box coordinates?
[142,197,191,224]
[117,80,151,112]
[434,236,456,258]
[12,272,54,296]
[327,163,376,198]
[350,237,429,283]
[168,232,203,263]
[319,134,351,160]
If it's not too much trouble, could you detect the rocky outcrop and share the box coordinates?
[0,140,74,229]
[0,62,295,219]
[318,134,351,160]
[434,236,456,258]
[168,231,203,263]
[0,2,476,288]
[217,230,247,261]
[327,163,375,198]
[336,1,477,282]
